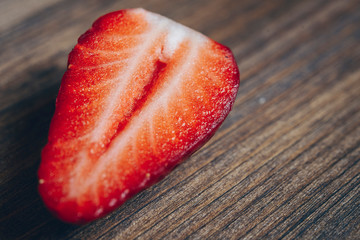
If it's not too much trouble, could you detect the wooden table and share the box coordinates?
[1,0,359,239]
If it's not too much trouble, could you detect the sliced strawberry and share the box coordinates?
[38,8,239,224]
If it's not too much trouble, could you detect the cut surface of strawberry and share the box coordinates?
[38,8,239,224]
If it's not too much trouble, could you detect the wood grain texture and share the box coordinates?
[0,0,359,239]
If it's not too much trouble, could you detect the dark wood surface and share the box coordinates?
[1,0,359,239]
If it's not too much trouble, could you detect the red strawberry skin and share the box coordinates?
[38,8,239,224]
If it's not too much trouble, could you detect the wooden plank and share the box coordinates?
[0,0,359,239]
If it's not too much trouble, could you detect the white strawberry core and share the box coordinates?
[68,9,209,200]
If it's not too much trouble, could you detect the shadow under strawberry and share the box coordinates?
[0,65,80,239]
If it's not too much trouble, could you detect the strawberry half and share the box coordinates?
[38,8,239,224]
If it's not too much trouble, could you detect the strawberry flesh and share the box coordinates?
[38,8,239,224]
